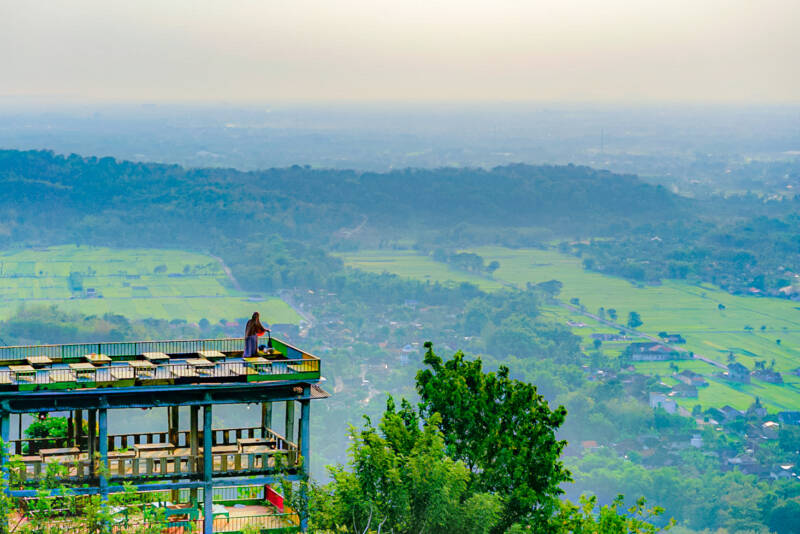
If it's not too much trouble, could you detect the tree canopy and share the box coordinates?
[416,343,571,532]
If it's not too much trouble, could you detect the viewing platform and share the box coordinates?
[0,337,328,533]
[0,337,320,393]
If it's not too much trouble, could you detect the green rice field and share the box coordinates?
[0,245,300,324]
[337,250,506,291]
[341,247,800,412]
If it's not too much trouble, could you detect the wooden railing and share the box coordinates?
[0,356,321,389]
[11,485,301,533]
[11,426,272,454]
[0,338,247,362]
[11,428,299,484]
[12,426,294,455]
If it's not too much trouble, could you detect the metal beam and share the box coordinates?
[0,411,8,534]
[203,405,213,534]
[190,405,199,505]
[98,408,108,500]
[169,406,179,445]
[285,400,295,446]
[74,410,83,447]
[16,414,21,456]
[169,405,180,502]
[87,409,96,476]
[261,402,272,439]
[299,388,311,532]
[0,381,319,413]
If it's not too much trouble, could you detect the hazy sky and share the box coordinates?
[1,0,798,103]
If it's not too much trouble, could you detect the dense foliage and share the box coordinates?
[0,150,683,245]
[417,344,570,532]
[574,215,800,296]
[311,399,503,534]
[311,351,670,534]
[4,147,800,532]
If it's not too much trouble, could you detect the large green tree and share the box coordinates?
[415,343,571,532]
[311,397,502,534]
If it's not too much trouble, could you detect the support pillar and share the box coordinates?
[88,409,96,476]
[75,410,83,448]
[261,402,272,439]
[1,411,9,534]
[16,414,22,455]
[299,389,311,532]
[67,413,73,448]
[190,406,199,505]
[169,406,180,445]
[168,406,180,502]
[98,408,108,501]
[203,405,213,534]
[285,400,295,445]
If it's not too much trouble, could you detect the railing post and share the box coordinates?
[203,405,213,534]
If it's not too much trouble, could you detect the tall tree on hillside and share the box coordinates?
[627,311,643,329]
[310,398,502,534]
[415,343,570,532]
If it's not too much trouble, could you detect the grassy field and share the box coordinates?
[341,247,800,412]
[0,245,300,324]
[336,250,506,291]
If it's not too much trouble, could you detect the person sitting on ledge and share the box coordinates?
[244,312,269,357]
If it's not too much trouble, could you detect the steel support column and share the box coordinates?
[75,410,83,448]
[190,405,199,505]
[299,388,311,532]
[1,411,9,534]
[285,400,295,445]
[168,406,179,445]
[169,406,180,502]
[88,409,96,476]
[16,414,22,455]
[203,405,213,534]
[67,412,73,447]
[261,402,272,439]
[98,408,108,501]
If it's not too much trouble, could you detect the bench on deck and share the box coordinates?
[244,357,270,374]
[197,350,225,361]
[237,438,277,454]
[69,363,97,380]
[49,369,77,383]
[26,355,53,368]
[127,360,155,377]
[134,442,176,458]
[40,447,81,462]
[141,352,169,363]
[186,358,215,375]
[84,353,111,365]
[10,365,36,382]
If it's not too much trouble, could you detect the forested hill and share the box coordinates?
[0,149,682,247]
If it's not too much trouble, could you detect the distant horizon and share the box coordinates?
[2,1,798,104]
[3,96,800,110]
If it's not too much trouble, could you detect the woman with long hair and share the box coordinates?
[244,312,268,357]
